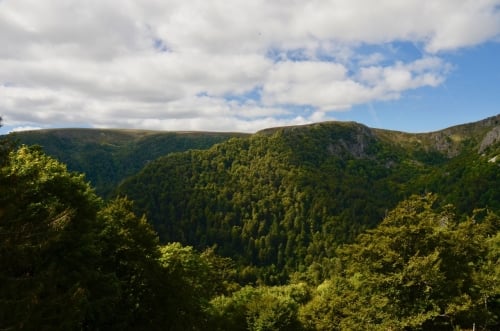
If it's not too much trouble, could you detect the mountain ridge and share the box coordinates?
[257,114,500,157]
[7,114,500,198]
[114,114,499,282]
[3,114,500,284]
[8,128,247,196]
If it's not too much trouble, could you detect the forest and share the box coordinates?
[1,116,500,330]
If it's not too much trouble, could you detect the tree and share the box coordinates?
[93,197,167,330]
[0,145,106,330]
[209,283,308,331]
[0,116,15,166]
[158,242,216,330]
[0,145,243,330]
[302,194,500,330]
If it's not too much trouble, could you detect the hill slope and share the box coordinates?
[8,115,500,282]
[9,128,247,196]
[117,115,500,282]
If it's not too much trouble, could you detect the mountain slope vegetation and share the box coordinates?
[2,115,500,330]
[9,128,246,196]
[117,116,500,283]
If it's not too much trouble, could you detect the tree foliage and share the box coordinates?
[2,118,500,330]
[209,283,309,331]
[118,122,500,284]
[0,146,234,330]
[0,145,103,329]
[301,194,500,330]
[119,123,421,282]
[11,129,243,197]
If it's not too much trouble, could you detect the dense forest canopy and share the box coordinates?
[118,118,500,283]
[10,128,246,197]
[1,115,500,330]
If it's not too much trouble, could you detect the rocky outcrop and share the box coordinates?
[479,126,500,153]
[326,124,375,158]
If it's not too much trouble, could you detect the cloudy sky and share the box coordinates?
[1,0,499,134]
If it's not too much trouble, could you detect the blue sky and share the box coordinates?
[0,0,499,134]
[336,41,500,132]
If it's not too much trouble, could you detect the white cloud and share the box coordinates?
[262,61,371,110]
[359,57,450,92]
[263,57,450,111]
[0,0,498,132]
[10,126,42,132]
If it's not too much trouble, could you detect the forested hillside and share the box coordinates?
[118,116,500,283]
[2,116,500,330]
[10,128,246,196]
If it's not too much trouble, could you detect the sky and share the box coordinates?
[0,0,499,134]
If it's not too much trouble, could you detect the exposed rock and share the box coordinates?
[479,126,500,153]
[326,124,374,158]
[430,132,459,157]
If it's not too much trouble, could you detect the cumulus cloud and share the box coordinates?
[0,0,499,132]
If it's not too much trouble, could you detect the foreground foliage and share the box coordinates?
[301,194,500,330]
[0,146,224,330]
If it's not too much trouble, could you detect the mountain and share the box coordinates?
[8,128,247,196]
[117,115,500,282]
[7,116,500,282]
[2,116,499,329]
[0,117,500,331]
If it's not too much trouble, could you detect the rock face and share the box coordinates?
[428,132,461,157]
[326,124,375,158]
[418,114,500,157]
[480,126,500,153]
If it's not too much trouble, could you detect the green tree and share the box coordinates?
[94,197,168,330]
[0,145,242,330]
[209,283,308,331]
[0,146,107,330]
[302,194,500,330]
[0,117,15,166]
[159,242,219,330]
